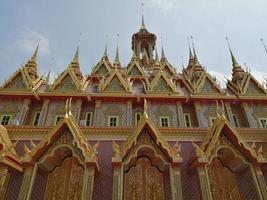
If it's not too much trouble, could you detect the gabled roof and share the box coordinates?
[193,114,267,165]
[126,61,145,77]
[100,69,130,92]
[0,125,22,171]
[149,70,177,93]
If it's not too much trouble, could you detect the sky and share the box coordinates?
[0,0,267,87]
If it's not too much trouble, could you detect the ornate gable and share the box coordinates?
[198,74,224,94]
[101,70,130,92]
[149,71,177,93]
[127,63,144,76]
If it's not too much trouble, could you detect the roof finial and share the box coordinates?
[260,38,267,55]
[187,37,193,60]
[155,47,159,63]
[73,33,82,62]
[190,36,199,63]
[161,37,166,60]
[31,42,39,61]
[103,35,108,59]
[141,2,146,29]
[114,33,120,65]
[226,37,238,66]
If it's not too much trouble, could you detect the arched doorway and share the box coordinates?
[207,146,259,200]
[38,146,85,200]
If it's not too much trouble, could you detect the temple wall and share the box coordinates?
[0,98,23,122]
[197,102,217,128]
[24,101,42,125]
[249,103,267,128]
[5,170,23,200]
[101,102,127,126]
[30,168,48,200]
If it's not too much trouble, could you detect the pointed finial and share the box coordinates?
[73,45,79,62]
[31,42,39,61]
[46,69,51,84]
[190,36,199,63]
[226,37,238,66]
[260,38,267,55]
[114,34,120,65]
[155,47,159,63]
[103,35,108,58]
[187,37,193,60]
[141,2,146,29]
[161,37,166,60]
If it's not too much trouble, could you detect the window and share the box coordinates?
[135,112,141,126]
[55,116,64,125]
[232,114,239,128]
[33,112,41,126]
[209,117,215,126]
[1,115,12,126]
[183,113,191,127]
[86,112,93,126]
[160,117,170,127]
[108,116,118,127]
[258,118,267,128]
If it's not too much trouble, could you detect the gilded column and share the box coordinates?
[74,99,83,122]
[242,102,257,128]
[18,164,37,200]
[194,102,204,127]
[224,102,236,127]
[39,99,50,126]
[82,164,96,200]
[176,102,183,127]
[196,166,212,200]
[112,158,123,200]
[252,166,267,199]
[94,100,102,126]
[170,165,183,200]
[126,100,132,126]
[0,166,10,200]
[18,98,31,125]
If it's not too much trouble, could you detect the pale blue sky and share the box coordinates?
[0,0,267,86]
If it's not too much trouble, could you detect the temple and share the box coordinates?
[0,16,267,200]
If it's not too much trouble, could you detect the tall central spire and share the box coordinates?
[140,2,146,30]
[114,34,121,67]
[226,37,238,67]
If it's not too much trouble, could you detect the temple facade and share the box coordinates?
[0,18,267,200]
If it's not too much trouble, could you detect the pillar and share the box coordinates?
[74,99,83,122]
[39,99,50,126]
[196,166,212,200]
[18,98,31,125]
[176,102,183,127]
[126,100,132,126]
[194,102,204,127]
[252,166,267,199]
[0,166,10,200]
[82,164,97,200]
[225,102,236,127]
[242,102,257,128]
[18,164,37,200]
[94,100,102,126]
[112,158,123,200]
[170,164,183,200]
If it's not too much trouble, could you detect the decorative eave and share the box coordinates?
[100,69,131,92]
[149,70,177,93]
[190,114,267,168]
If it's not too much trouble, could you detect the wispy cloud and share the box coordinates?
[16,28,50,56]
[146,0,178,12]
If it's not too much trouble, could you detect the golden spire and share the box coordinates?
[31,42,39,62]
[140,2,146,30]
[114,34,120,66]
[155,47,159,63]
[160,37,167,62]
[226,37,238,66]
[191,36,199,64]
[72,45,79,63]
[188,37,193,60]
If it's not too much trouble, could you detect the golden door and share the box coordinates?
[124,157,165,200]
[44,157,84,200]
[208,158,241,200]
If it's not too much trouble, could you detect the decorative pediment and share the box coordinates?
[0,125,22,171]
[92,61,111,77]
[162,63,176,76]
[127,62,145,77]
[100,69,130,92]
[149,71,177,93]
[24,101,99,170]
[191,114,267,166]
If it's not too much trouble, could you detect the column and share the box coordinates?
[194,102,204,127]
[74,99,83,122]
[18,98,31,125]
[18,164,37,200]
[126,100,132,126]
[170,165,183,200]
[112,158,123,200]
[252,166,267,199]
[39,99,50,126]
[225,102,235,127]
[93,100,102,126]
[242,103,257,128]
[0,166,10,200]
[82,164,97,200]
[196,166,212,200]
[176,102,183,127]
